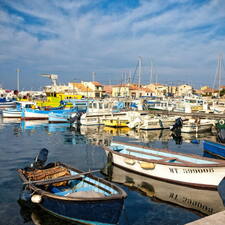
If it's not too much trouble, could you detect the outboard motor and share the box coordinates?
[170,117,183,131]
[30,148,48,169]
[217,129,225,143]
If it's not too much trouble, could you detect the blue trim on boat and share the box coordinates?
[111,142,218,165]
[203,140,225,158]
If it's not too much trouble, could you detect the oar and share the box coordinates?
[23,169,100,186]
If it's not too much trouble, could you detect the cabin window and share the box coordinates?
[99,103,103,109]
[93,103,97,108]
[104,103,108,109]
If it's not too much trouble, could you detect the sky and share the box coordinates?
[0,0,225,90]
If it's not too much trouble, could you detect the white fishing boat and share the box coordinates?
[181,119,214,133]
[128,115,178,130]
[22,107,77,120]
[103,165,225,216]
[2,101,36,118]
[79,100,128,126]
[103,141,225,188]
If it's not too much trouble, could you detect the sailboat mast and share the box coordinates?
[138,56,142,87]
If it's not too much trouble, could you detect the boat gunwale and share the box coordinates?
[17,162,127,201]
[105,141,225,167]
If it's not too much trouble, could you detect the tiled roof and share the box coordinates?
[92,81,102,86]
[72,83,93,92]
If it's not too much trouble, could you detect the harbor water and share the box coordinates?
[0,117,225,225]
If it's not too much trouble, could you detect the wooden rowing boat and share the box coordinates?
[103,141,225,188]
[17,158,126,225]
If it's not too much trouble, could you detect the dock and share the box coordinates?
[186,210,225,225]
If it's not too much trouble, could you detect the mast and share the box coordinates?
[138,56,142,87]
[150,59,153,83]
[16,68,20,91]
[92,72,96,82]
[213,54,224,98]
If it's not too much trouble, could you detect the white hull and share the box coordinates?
[181,123,213,133]
[80,112,128,126]
[106,152,225,188]
[2,110,21,118]
[23,111,49,120]
[105,142,225,188]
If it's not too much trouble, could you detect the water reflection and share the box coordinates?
[5,119,217,147]
[18,200,81,225]
[103,165,225,216]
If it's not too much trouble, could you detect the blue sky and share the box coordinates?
[0,0,225,90]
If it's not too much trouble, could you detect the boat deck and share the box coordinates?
[111,142,221,166]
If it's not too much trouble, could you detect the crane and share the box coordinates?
[40,74,58,86]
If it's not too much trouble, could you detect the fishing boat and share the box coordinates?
[203,140,225,159]
[102,165,225,216]
[21,107,78,120]
[128,115,178,130]
[103,141,225,188]
[0,98,16,109]
[2,101,36,118]
[171,118,214,133]
[181,119,213,133]
[103,118,129,128]
[17,149,127,225]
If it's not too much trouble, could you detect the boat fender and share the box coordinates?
[124,158,136,165]
[31,194,42,204]
[219,120,224,126]
[139,161,155,169]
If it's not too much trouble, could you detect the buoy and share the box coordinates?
[219,120,224,126]
[139,161,155,169]
[31,194,42,204]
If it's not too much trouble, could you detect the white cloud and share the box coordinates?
[0,0,225,89]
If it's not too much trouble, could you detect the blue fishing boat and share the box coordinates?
[17,149,126,225]
[203,140,225,159]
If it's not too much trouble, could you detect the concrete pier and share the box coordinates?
[186,210,225,225]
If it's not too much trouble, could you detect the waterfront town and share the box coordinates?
[0,76,224,101]
[1,1,225,225]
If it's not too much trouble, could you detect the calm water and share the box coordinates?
[0,117,225,225]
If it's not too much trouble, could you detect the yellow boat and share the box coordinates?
[103,118,129,127]
[28,93,83,108]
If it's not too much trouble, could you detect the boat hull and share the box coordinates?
[181,124,213,133]
[18,162,126,225]
[104,142,225,188]
[40,196,124,225]
[2,110,21,118]
[203,140,225,159]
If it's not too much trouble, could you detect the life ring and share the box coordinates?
[219,120,224,126]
